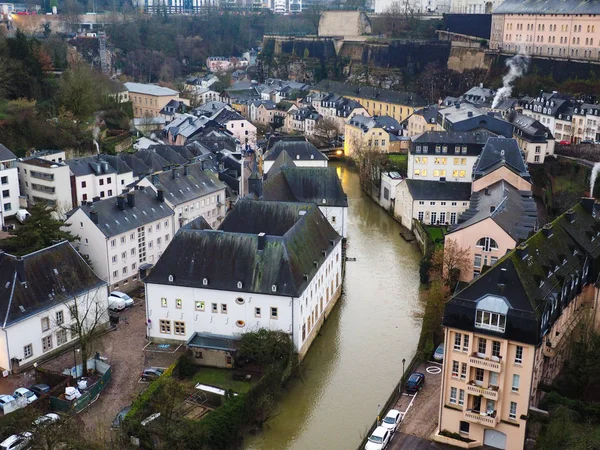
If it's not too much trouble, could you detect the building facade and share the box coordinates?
[17,157,73,212]
[125,82,187,118]
[0,144,20,225]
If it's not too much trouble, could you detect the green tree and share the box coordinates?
[58,63,105,119]
[1,202,77,256]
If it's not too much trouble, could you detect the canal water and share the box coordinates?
[244,163,422,450]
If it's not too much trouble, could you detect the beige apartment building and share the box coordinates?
[491,0,600,62]
[437,198,600,450]
[125,82,188,118]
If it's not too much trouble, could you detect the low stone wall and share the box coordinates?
[432,432,480,448]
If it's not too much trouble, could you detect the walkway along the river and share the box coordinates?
[243,163,423,450]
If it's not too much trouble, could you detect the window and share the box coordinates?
[221,304,227,314]
[452,360,459,377]
[81,181,87,188]
[474,254,482,268]
[121,251,126,259]
[174,321,185,335]
[113,270,118,278]
[195,301,205,311]
[459,421,470,434]
[509,401,517,419]
[131,248,136,256]
[458,389,465,406]
[515,345,523,365]
[476,237,499,252]
[512,374,520,392]
[492,341,501,358]
[99,178,104,186]
[161,297,167,307]
[42,335,53,352]
[160,320,171,334]
[460,362,467,380]
[450,387,457,404]
[122,267,127,275]
[111,239,116,248]
[270,307,278,319]
[255,307,261,318]
[41,317,50,332]
[176,299,182,309]
[475,368,484,384]
[23,344,33,359]
[454,332,462,351]
[462,334,469,352]
[478,337,487,355]
[212,303,218,313]
[475,310,506,332]
[56,329,67,346]
[418,212,424,221]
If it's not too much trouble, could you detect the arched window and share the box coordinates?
[476,237,499,252]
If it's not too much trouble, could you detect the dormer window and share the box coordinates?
[475,295,508,333]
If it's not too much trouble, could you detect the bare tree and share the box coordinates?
[62,0,83,32]
[430,238,471,287]
[315,117,339,140]
[30,415,105,450]
[352,138,387,196]
[55,288,109,377]
[381,0,419,37]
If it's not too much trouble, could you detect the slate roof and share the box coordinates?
[211,108,247,124]
[266,150,296,177]
[444,199,600,346]
[0,241,106,328]
[181,216,213,231]
[347,114,402,134]
[412,106,439,124]
[75,187,174,237]
[450,180,537,241]
[510,113,554,142]
[494,0,600,14]
[67,156,118,177]
[124,82,179,96]
[145,200,341,297]
[0,144,17,162]
[148,163,226,207]
[264,139,328,162]
[473,137,530,180]
[410,130,495,155]
[263,167,348,207]
[313,80,427,107]
[404,179,472,201]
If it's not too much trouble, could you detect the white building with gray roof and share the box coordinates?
[65,187,175,292]
[0,144,20,226]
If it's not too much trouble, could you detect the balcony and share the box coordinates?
[469,353,502,372]
[464,410,498,427]
[466,383,499,401]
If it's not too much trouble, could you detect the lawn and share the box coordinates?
[425,226,446,247]
[192,368,255,394]
[388,154,407,165]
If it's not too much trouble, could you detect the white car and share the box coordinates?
[0,432,32,450]
[33,413,60,427]
[381,409,402,434]
[0,394,15,411]
[365,426,391,450]
[109,291,134,308]
[13,387,37,404]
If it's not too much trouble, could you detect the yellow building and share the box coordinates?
[312,80,427,124]
[406,106,441,137]
[125,82,188,118]
[437,199,600,449]
[344,114,403,157]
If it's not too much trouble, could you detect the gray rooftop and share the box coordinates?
[125,82,179,96]
[494,0,600,14]
[404,179,472,201]
[313,80,427,107]
[0,144,16,162]
[473,137,530,180]
[264,139,328,163]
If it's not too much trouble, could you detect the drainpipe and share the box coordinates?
[3,328,11,373]
[437,326,449,435]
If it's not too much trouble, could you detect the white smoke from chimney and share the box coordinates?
[492,52,530,109]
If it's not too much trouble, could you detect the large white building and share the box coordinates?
[0,144,21,226]
[144,200,343,360]
[0,241,109,373]
[263,138,328,174]
[67,156,135,207]
[65,187,175,292]
[17,150,72,213]
[137,163,228,231]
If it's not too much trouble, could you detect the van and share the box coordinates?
[108,295,126,311]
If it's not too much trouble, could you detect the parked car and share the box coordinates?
[405,372,425,394]
[141,367,165,382]
[380,409,402,434]
[28,384,51,397]
[108,294,126,311]
[365,426,391,450]
[110,291,134,308]
[559,140,571,145]
[433,342,444,361]
[111,406,131,429]
[0,432,32,450]
[0,394,15,411]
[13,387,37,404]
[33,413,60,427]
[582,139,595,144]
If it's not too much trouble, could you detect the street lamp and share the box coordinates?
[402,358,406,383]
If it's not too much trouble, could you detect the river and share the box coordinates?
[244,163,422,450]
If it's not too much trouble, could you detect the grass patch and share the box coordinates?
[388,154,407,165]
[192,368,255,394]
[425,226,446,248]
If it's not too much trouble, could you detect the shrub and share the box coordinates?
[439,429,475,443]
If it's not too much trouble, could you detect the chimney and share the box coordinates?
[516,244,528,260]
[565,209,575,223]
[117,195,125,211]
[201,160,205,171]
[184,164,190,176]
[490,206,496,213]
[580,197,595,214]
[484,188,490,196]
[172,167,177,179]
[468,111,473,117]
[497,267,508,293]
[127,191,135,208]
[157,189,165,203]
[152,173,159,185]
[542,225,553,238]
[257,232,266,250]
[90,209,98,224]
